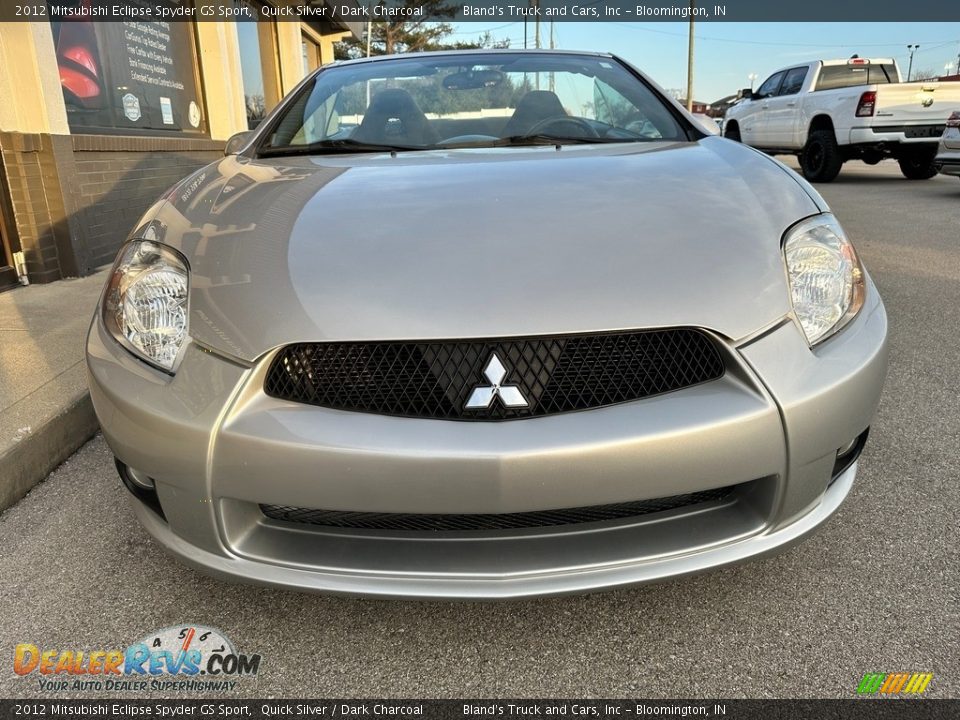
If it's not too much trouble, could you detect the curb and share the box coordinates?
[0,390,99,513]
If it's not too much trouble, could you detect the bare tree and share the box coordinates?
[910,68,940,81]
[336,7,508,60]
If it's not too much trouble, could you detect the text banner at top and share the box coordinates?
[7,0,960,23]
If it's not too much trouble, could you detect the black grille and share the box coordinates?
[264,329,724,421]
[260,486,736,533]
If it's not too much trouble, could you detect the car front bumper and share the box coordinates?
[86,287,888,599]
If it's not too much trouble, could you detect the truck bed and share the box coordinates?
[872,81,960,126]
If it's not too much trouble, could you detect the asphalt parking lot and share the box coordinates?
[1,159,958,700]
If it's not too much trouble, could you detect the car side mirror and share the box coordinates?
[224,131,252,156]
[739,88,755,100]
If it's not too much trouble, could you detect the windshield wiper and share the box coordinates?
[258,138,424,157]
[261,134,643,156]
[502,134,635,146]
[440,134,642,150]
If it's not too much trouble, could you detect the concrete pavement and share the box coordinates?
[0,271,106,511]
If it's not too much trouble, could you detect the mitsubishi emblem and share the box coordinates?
[465,354,529,410]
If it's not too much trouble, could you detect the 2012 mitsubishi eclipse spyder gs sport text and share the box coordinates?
[86,50,889,599]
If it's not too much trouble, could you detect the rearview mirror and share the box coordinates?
[224,131,252,156]
[442,69,505,91]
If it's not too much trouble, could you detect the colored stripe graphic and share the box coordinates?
[881,673,908,693]
[858,672,933,695]
[904,673,934,694]
[858,673,886,694]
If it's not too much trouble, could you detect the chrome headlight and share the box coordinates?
[783,214,865,346]
[103,241,189,372]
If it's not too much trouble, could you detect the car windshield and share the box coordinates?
[259,53,688,154]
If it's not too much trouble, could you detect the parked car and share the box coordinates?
[935,111,960,179]
[692,112,721,135]
[724,57,960,182]
[86,50,888,599]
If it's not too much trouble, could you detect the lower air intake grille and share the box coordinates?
[264,328,725,421]
[260,486,736,533]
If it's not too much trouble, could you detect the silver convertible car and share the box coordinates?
[86,50,888,599]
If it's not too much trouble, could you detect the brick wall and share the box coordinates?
[0,132,78,283]
[71,135,223,272]
[0,133,225,284]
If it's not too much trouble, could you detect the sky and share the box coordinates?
[447,22,960,101]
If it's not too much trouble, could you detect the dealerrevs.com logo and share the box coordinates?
[13,625,262,693]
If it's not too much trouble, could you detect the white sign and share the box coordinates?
[160,97,174,125]
[188,101,201,128]
[122,93,141,122]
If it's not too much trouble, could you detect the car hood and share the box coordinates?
[147,137,821,362]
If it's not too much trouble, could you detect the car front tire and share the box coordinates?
[724,123,741,142]
[800,130,844,183]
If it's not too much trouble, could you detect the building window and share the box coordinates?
[48,8,206,135]
[302,34,321,76]
[234,0,272,130]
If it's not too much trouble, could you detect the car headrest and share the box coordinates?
[502,90,567,136]
[354,88,437,146]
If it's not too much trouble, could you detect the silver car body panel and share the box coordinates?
[936,125,960,175]
[126,464,856,599]
[142,137,819,363]
[87,51,888,598]
[87,281,887,598]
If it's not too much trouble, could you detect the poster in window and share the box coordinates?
[49,0,206,135]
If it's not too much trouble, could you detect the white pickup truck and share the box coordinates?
[723,58,960,182]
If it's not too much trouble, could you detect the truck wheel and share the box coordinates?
[725,124,741,142]
[800,130,843,183]
[897,152,938,180]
